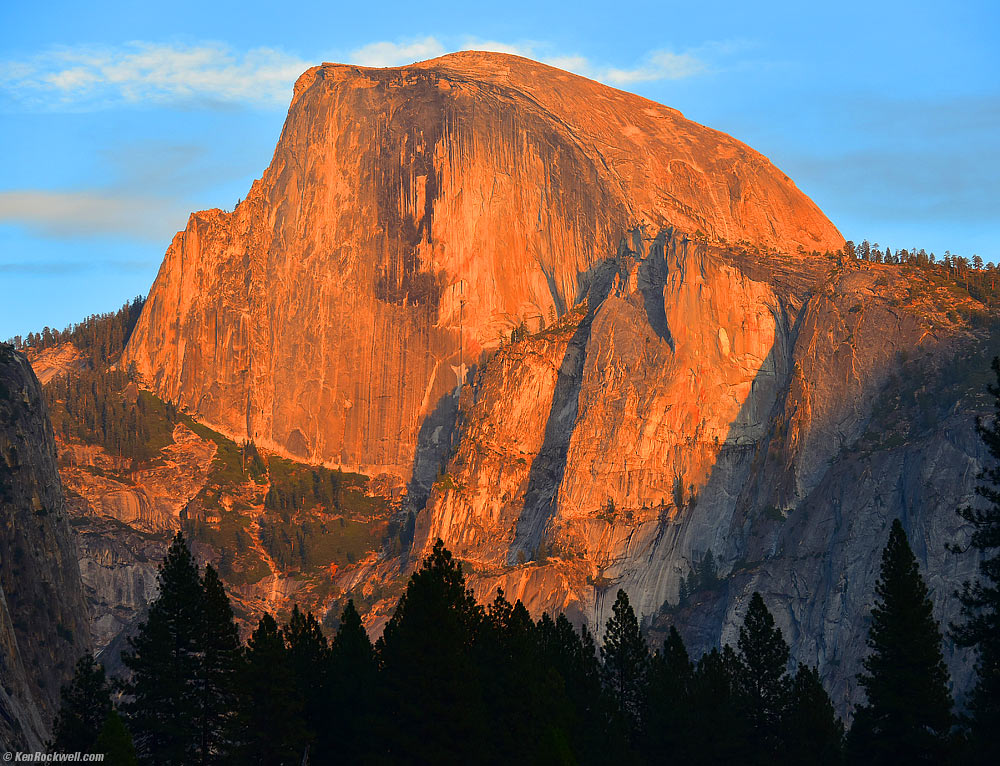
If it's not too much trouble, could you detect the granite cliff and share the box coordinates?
[116,51,987,713]
[0,346,90,750]
[123,51,841,478]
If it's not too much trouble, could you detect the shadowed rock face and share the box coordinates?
[0,346,90,750]
[124,51,842,477]
[413,228,987,715]
[123,51,993,716]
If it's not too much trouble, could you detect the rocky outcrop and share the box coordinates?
[124,51,841,480]
[413,229,985,714]
[113,50,987,716]
[59,422,216,655]
[0,346,90,750]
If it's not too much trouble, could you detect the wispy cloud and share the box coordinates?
[349,37,447,68]
[1,37,743,111]
[0,190,192,240]
[0,258,157,275]
[1,42,311,109]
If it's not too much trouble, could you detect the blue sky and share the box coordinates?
[1,0,997,338]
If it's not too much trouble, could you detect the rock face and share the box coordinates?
[124,51,841,479]
[119,51,988,714]
[60,422,217,655]
[412,228,987,713]
[0,346,90,750]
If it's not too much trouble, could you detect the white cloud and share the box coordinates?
[2,42,311,109]
[0,190,191,240]
[603,51,705,84]
[0,37,737,112]
[349,37,447,68]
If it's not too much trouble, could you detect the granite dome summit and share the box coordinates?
[124,50,842,473]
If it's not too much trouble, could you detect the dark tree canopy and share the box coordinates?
[736,592,791,761]
[50,655,113,754]
[850,519,953,764]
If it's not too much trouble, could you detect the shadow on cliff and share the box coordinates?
[508,261,619,564]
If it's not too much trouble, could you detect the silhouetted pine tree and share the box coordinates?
[375,539,488,762]
[198,564,242,764]
[643,626,694,761]
[50,655,113,753]
[536,613,611,765]
[238,614,306,766]
[848,519,953,764]
[952,357,1000,764]
[686,645,747,765]
[736,592,792,763]
[95,710,138,766]
[283,605,330,759]
[601,589,649,744]
[121,531,203,765]
[783,664,843,765]
[318,600,376,765]
[480,592,574,764]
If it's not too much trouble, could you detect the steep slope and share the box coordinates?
[124,51,842,479]
[0,345,90,750]
[413,229,987,711]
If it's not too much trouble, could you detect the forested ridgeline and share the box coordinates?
[9,296,145,366]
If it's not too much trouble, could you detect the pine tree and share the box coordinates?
[375,539,488,762]
[783,664,843,765]
[50,655,113,753]
[736,592,792,762]
[238,614,306,766]
[600,589,650,741]
[686,645,747,764]
[283,606,329,759]
[952,357,1000,764]
[849,519,953,764]
[643,626,693,761]
[536,614,610,765]
[197,564,242,764]
[318,600,376,765]
[121,531,204,765]
[95,710,138,766]
[479,593,574,764]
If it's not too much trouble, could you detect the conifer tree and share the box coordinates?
[600,589,650,741]
[536,614,609,765]
[644,626,693,761]
[736,592,792,762]
[952,357,1000,764]
[480,593,574,764]
[283,605,330,756]
[95,710,138,766]
[375,539,488,762]
[783,664,843,765]
[319,600,376,765]
[686,645,747,765]
[238,614,306,766]
[50,655,113,753]
[121,531,204,765]
[849,519,953,764]
[198,564,242,764]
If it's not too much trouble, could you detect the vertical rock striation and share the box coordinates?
[123,51,842,481]
[0,346,90,750]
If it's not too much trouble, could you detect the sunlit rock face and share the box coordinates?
[123,51,989,714]
[415,229,985,714]
[0,347,90,750]
[123,51,841,480]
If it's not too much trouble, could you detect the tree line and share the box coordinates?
[9,297,145,367]
[842,239,998,307]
